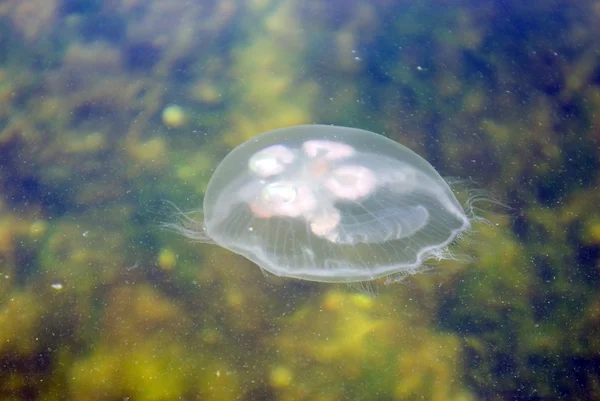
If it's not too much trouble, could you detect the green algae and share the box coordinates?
[0,0,599,400]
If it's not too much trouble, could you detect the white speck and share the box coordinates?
[126,262,140,271]
[51,282,63,290]
[354,57,361,61]
[82,231,89,237]
[216,370,220,377]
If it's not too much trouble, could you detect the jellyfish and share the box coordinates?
[170,125,477,283]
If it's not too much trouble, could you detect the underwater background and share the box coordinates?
[0,0,599,400]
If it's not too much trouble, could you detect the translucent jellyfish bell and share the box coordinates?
[174,125,473,283]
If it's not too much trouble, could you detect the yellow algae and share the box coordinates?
[70,350,122,400]
[99,285,188,345]
[122,343,188,401]
[200,328,221,345]
[225,289,245,310]
[269,365,293,388]
[3,373,26,396]
[0,218,15,255]
[335,31,360,73]
[39,221,124,294]
[176,164,197,181]
[250,0,272,12]
[189,81,222,105]
[322,291,346,311]
[564,50,597,96]
[128,136,168,166]
[65,131,105,153]
[349,293,374,310]
[282,291,389,368]
[0,291,42,355]
[70,248,89,264]
[1,2,598,401]
[272,288,475,400]
[264,0,304,45]
[66,286,196,401]
[62,41,122,75]
[459,28,483,50]
[463,89,484,113]
[475,222,520,268]
[583,218,600,245]
[161,104,187,128]
[193,250,274,334]
[33,97,69,125]
[189,149,218,171]
[197,361,241,401]
[130,286,181,323]
[438,72,462,97]
[322,312,381,364]
[175,150,217,193]
[451,11,484,50]
[394,331,471,401]
[157,248,177,270]
[225,105,312,147]
[9,0,57,42]
[480,119,512,146]
[227,0,317,147]
[71,341,190,401]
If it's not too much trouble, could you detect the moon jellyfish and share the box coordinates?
[171,125,475,283]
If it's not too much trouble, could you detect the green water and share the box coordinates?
[0,1,598,400]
